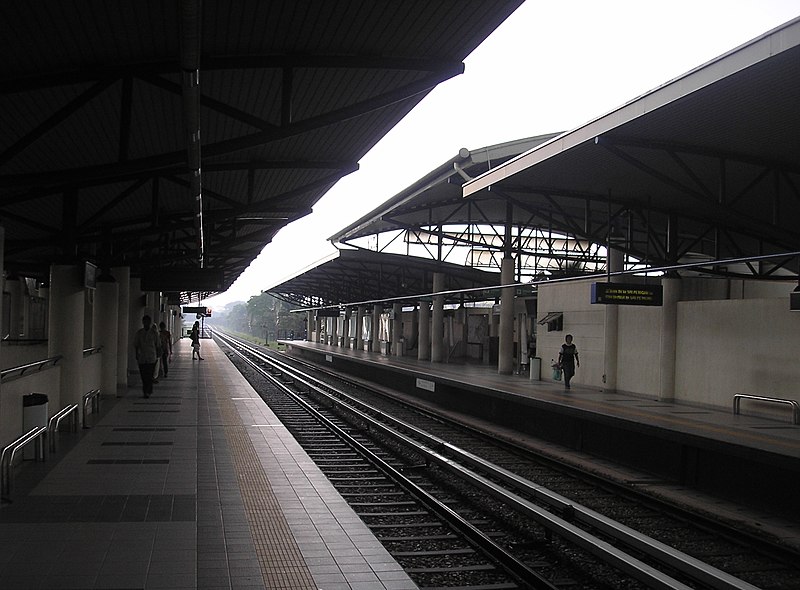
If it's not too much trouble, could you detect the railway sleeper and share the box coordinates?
[335,483,395,489]
[379,534,459,542]
[327,476,387,483]
[358,510,430,518]
[404,564,497,574]
[339,491,408,499]
[349,501,418,508]
[368,521,443,529]
[391,548,476,557]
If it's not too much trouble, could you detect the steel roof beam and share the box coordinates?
[0,66,459,189]
[0,55,464,95]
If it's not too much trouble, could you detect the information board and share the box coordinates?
[591,282,663,306]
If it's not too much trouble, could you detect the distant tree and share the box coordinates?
[226,303,249,333]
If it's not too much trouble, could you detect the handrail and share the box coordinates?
[0,355,62,384]
[48,404,79,452]
[83,346,103,357]
[733,393,800,425]
[1,427,47,498]
[82,389,101,428]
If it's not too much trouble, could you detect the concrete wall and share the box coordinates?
[536,279,605,387]
[0,352,104,448]
[0,367,61,448]
[1,343,50,371]
[537,277,800,416]
[675,297,800,416]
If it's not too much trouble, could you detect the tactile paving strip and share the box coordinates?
[212,372,317,589]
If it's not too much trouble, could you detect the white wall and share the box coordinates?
[617,305,662,395]
[0,367,61,448]
[537,277,800,416]
[536,279,605,388]
[1,343,50,371]
[675,297,800,415]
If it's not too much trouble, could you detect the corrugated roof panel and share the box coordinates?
[0,0,525,295]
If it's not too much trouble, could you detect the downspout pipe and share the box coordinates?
[180,0,204,268]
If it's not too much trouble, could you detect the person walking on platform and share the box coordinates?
[134,315,161,398]
[159,321,173,377]
[558,334,579,390]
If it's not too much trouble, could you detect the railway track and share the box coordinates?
[215,331,800,590]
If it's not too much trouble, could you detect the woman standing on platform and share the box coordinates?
[558,334,579,390]
[191,321,204,360]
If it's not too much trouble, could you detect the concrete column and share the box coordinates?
[418,301,430,360]
[658,277,681,401]
[331,312,339,346]
[145,291,160,325]
[93,275,119,398]
[0,227,5,367]
[431,272,445,363]
[316,314,323,343]
[410,304,419,354]
[490,307,499,337]
[128,277,145,381]
[84,281,94,349]
[498,257,515,374]
[306,311,313,341]
[172,305,183,343]
[7,278,23,339]
[371,306,381,353]
[355,306,365,350]
[392,303,403,356]
[112,267,130,390]
[342,307,351,348]
[603,248,624,391]
[49,264,85,414]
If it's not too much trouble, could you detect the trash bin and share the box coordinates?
[529,357,541,381]
[23,393,49,459]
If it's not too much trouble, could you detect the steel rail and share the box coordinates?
[220,332,556,590]
[219,333,702,590]
[219,332,763,590]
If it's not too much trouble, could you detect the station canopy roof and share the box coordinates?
[463,16,800,282]
[265,248,502,309]
[0,0,523,302]
[265,135,562,309]
[330,133,562,244]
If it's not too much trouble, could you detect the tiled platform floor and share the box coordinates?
[0,339,417,590]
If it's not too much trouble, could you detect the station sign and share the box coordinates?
[590,282,663,306]
[515,284,535,297]
[183,306,212,317]
[316,308,341,317]
[791,290,800,311]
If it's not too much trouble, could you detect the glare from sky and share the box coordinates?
[205,0,800,310]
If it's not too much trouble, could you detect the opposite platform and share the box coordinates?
[0,339,417,590]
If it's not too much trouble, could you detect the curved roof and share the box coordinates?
[0,0,523,299]
[267,248,501,308]
[463,17,800,279]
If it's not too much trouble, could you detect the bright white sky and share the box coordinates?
[205,0,800,310]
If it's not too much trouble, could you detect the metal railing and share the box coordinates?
[82,389,101,428]
[733,393,800,425]
[82,346,103,357]
[0,355,62,384]
[48,404,79,452]
[1,427,47,498]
